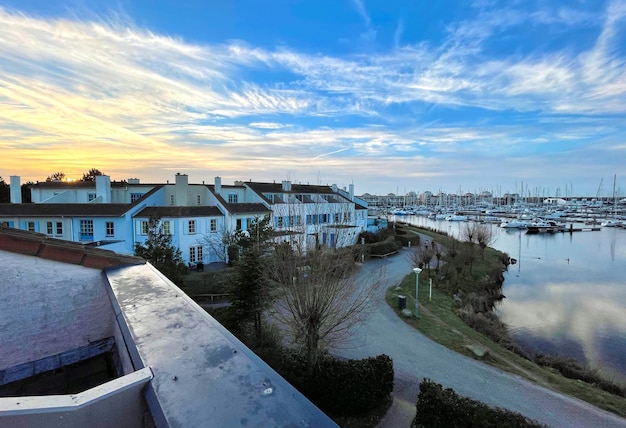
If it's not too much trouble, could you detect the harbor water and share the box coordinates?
[399,215,626,383]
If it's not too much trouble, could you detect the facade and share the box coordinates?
[0,174,368,265]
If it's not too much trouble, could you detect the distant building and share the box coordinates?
[0,227,337,427]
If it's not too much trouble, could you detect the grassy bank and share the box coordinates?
[386,224,626,418]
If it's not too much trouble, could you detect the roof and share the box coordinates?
[0,203,132,217]
[29,180,132,189]
[106,264,337,427]
[246,182,335,195]
[222,203,270,214]
[134,206,223,218]
[0,227,145,269]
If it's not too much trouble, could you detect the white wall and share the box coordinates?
[0,250,115,371]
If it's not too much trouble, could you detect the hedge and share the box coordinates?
[282,353,394,417]
[412,379,546,427]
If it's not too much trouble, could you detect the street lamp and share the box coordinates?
[413,267,422,317]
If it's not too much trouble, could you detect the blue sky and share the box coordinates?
[1,0,625,197]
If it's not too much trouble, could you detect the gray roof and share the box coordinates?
[133,206,223,218]
[106,264,338,427]
[0,203,131,217]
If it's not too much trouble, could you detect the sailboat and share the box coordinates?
[601,175,622,227]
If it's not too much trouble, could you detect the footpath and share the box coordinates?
[331,248,626,428]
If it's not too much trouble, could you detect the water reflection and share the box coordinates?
[400,216,626,382]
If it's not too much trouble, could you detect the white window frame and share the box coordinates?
[210,219,217,232]
[47,221,53,235]
[106,221,114,237]
[141,221,149,235]
[188,220,196,234]
[162,221,171,235]
[228,193,238,204]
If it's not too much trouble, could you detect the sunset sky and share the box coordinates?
[1,0,625,197]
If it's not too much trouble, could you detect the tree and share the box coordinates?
[81,168,104,181]
[407,241,434,277]
[0,177,8,203]
[229,215,274,338]
[46,172,66,182]
[268,243,383,376]
[475,223,496,259]
[134,217,187,285]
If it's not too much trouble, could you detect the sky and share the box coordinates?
[1,0,625,197]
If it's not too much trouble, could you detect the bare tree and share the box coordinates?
[201,224,237,264]
[267,244,382,376]
[474,223,496,259]
[81,168,104,181]
[264,188,381,375]
[406,241,434,277]
[46,172,66,182]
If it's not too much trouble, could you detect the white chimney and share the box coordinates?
[10,176,21,204]
[282,180,292,192]
[215,176,222,194]
[95,175,111,203]
[175,173,189,206]
[349,184,354,201]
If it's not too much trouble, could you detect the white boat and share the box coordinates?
[483,215,502,224]
[500,219,529,229]
[601,219,622,227]
[445,214,468,221]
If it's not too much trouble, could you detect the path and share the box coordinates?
[331,249,626,428]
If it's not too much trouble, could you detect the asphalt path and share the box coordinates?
[331,249,626,428]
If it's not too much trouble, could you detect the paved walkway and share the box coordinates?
[331,249,626,428]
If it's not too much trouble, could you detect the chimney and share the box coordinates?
[349,184,354,201]
[10,176,21,204]
[282,180,292,192]
[127,178,140,184]
[175,173,189,206]
[215,176,222,194]
[95,175,111,203]
[331,184,338,192]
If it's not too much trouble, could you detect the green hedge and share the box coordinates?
[281,353,394,417]
[369,236,402,255]
[412,379,545,427]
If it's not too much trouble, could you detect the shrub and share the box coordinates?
[279,353,394,417]
[534,354,626,397]
[412,379,546,427]
[369,236,402,256]
[308,354,394,416]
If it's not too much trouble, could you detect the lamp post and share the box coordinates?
[413,267,422,317]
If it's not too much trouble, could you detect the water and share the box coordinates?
[398,215,626,382]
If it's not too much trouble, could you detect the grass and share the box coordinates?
[385,225,626,418]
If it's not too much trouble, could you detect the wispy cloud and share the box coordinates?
[0,2,624,193]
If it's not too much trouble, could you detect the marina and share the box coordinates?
[391,212,626,384]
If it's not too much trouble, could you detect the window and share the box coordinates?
[47,221,53,235]
[344,212,351,222]
[196,194,201,205]
[210,219,217,232]
[88,193,96,201]
[276,216,284,228]
[189,246,203,263]
[131,193,143,202]
[106,221,114,236]
[306,215,313,225]
[188,220,196,234]
[56,222,63,235]
[162,221,171,235]
[170,194,175,205]
[334,213,340,223]
[228,193,238,204]
[236,218,242,230]
[80,220,94,239]
[27,221,36,232]
[141,221,149,235]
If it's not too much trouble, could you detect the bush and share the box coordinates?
[369,236,402,256]
[534,354,626,397]
[412,379,546,427]
[280,353,394,417]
